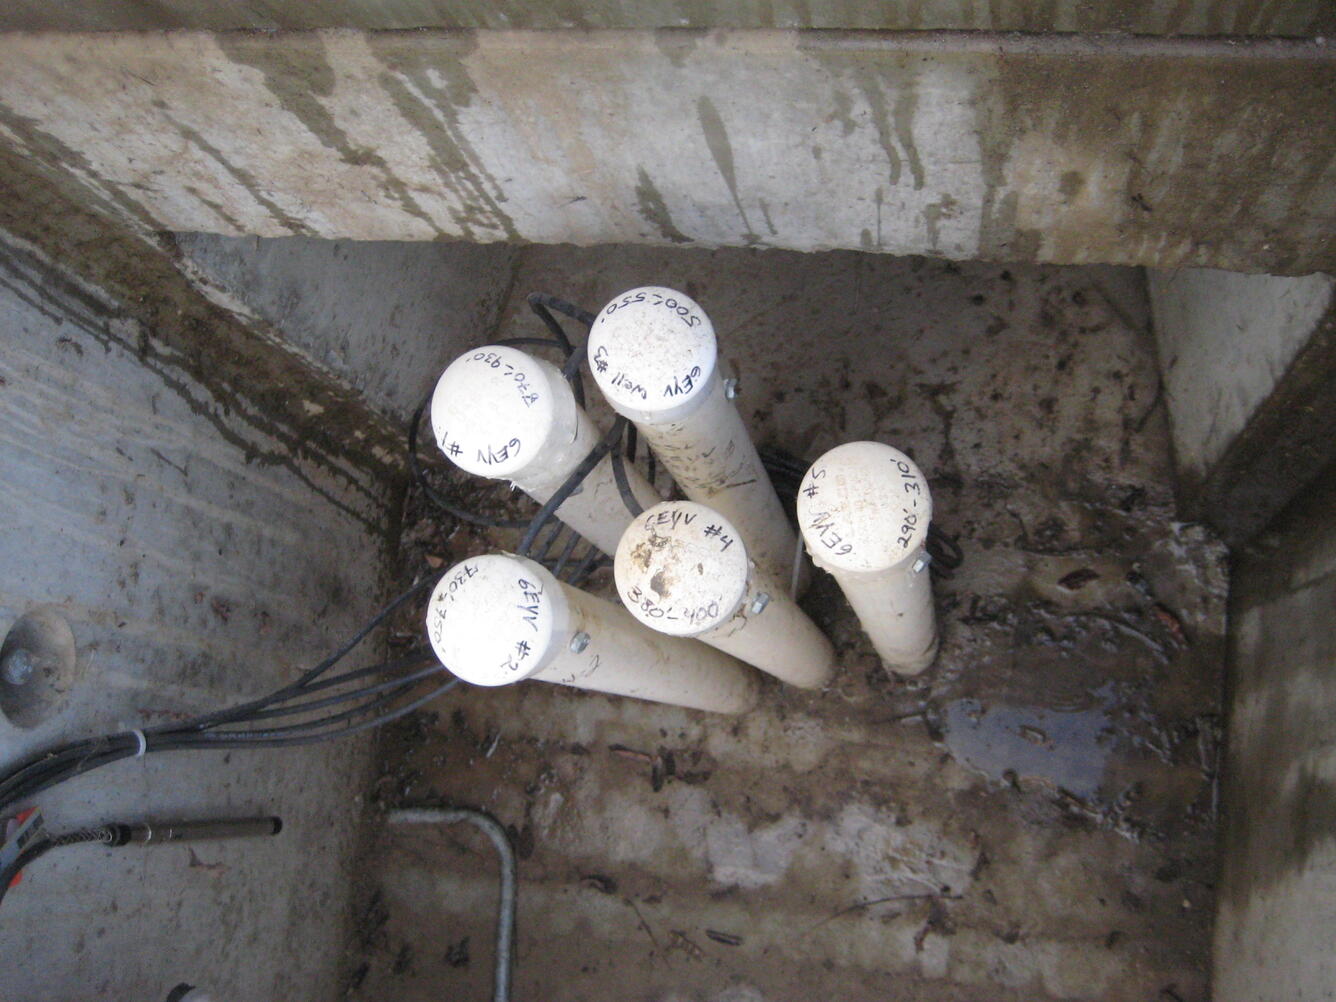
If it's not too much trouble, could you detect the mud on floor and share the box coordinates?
[348,249,1227,1002]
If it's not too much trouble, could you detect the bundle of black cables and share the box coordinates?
[0,293,626,828]
[0,574,456,820]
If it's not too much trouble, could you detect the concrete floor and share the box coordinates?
[350,247,1227,1001]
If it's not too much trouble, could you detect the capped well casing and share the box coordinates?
[588,286,718,423]
[426,553,567,687]
[614,500,751,637]
[796,441,932,574]
[431,344,568,480]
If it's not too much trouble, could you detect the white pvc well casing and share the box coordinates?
[613,500,834,690]
[430,344,660,556]
[588,288,805,590]
[796,442,939,674]
[426,553,759,714]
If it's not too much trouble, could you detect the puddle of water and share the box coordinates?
[942,683,1117,798]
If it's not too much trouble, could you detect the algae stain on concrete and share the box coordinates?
[873,186,884,248]
[364,33,520,242]
[634,167,692,244]
[155,103,311,235]
[215,33,448,239]
[969,58,1027,260]
[830,90,858,136]
[757,198,779,237]
[922,192,959,251]
[185,185,245,232]
[0,101,162,237]
[696,95,759,245]
[891,69,926,191]
[850,67,903,188]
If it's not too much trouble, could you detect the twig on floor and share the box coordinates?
[800,891,962,935]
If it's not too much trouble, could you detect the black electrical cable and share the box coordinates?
[0,836,67,909]
[0,675,462,813]
[525,295,576,354]
[517,417,626,558]
[248,649,433,705]
[183,679,459,746]
[0,825,132,908]
[525,294,587,408]
[527,292,596,328]
[567,545,607,589]
[533,518,568,567]
[610,444,645,518]
[240,659,442,724]
[178,576,443,734]
[560,342,589,385]
[644,440,657,491]
[925,525,964,575]
[0,579,457,815]
[550,530,582,580]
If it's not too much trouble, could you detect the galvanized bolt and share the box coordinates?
[749,592,771,615]
[569,631,591,653]
[723,377,740,399]
[1,648,35,686]
[911,553,932,575]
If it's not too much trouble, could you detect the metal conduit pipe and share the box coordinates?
[614,501,835,690]
[796,442,939,674]
[426,554,760,714]
[588,287,807,591]
[430,345,660,556]
[387,808,516,1002]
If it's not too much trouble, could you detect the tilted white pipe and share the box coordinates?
[613,501,835,690]
[588,287,806,591]
[426,553,760,714]
[796,442,939,674]
[430,344,660,556]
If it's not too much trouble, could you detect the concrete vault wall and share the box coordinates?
[0,30,1331,274]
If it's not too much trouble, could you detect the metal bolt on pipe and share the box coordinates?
[426,553,759,714]
[614,500,835,689]
[588,287,807,591]
[431,344,660,556]
[796,441,939,674]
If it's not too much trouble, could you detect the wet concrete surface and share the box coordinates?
[351,247,1227,1001]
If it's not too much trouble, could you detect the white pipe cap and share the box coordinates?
[614,500,750,637]
[796,442,932,574]
[431,345,564,479]
[588,287,718,422]
[426,554,569,686]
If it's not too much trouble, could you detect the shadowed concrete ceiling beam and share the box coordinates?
[0,29,1332,273]
[0,1,1332,35]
